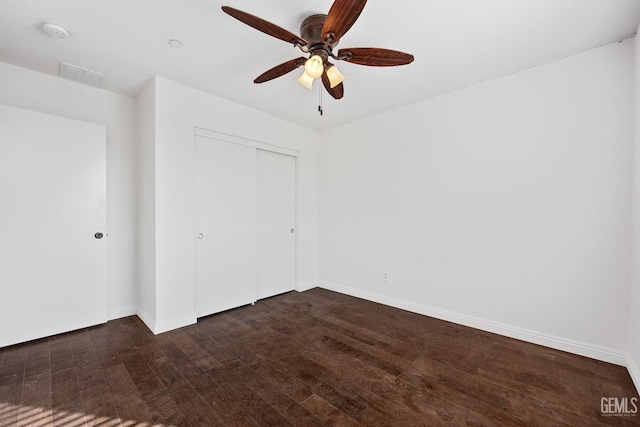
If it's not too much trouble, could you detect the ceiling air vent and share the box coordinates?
[58,62,105,87]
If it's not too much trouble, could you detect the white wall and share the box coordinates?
[0,62,138,319]
[319,40,634,364]
[136,78,157,324]
[137,76,319,333]
[629,31,640,390]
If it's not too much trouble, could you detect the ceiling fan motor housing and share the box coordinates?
[300,14,336,54]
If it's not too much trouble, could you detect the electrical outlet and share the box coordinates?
[383,271,389,283]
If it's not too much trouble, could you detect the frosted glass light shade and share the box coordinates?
[304,55,324,79]
[297,71,314,89]
[326,65,345,88]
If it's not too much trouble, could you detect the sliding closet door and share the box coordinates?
[257,150,296,299]
[0,105,106,348]
[194,136,257,317]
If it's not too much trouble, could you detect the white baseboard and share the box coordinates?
[627,353,640,394]
[317,280,628,366]
[136,307,196,335]
[153,314,197,335]
[296,281,319,292]
[107,305,138,321]
[136,307,155,333]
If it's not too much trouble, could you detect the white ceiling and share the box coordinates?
[1,0,639,131]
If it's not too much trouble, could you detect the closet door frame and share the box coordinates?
[193,127,300,309]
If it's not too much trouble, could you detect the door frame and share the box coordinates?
[193,127,300,300]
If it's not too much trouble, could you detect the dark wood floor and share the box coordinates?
[0,288,638,426]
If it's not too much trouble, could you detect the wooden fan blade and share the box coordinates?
[254,57,306,83]
[222,6,308,46]
[321,72,344,100]
[338,48,414,66]
[321,0,367,45]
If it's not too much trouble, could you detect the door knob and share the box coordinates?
[197,233,204,239]
[94,232,104,239]
[290,228,295,233]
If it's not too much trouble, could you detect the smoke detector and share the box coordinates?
[41,21,70,38]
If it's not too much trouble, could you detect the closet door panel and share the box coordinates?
[194,136,257,317]
[257,150,296,299]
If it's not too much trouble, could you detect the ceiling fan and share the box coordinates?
[221,0,414,100]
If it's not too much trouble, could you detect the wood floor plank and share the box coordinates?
[203,386,262,426]
[23,339,50,380]
[17,372,52,427]
[66,330,93,357]
[136,342,184,389]
[159,339,220,398]
[102,363,153,424]
[117,345,183,425]
[224,340,315,405]
[278,355,368,420]
[167,329,224,371]
[232,362,323,426]
[48,336,74,374]
[89,337,121,370]
[301,393,360,426]
[2,347,31,425]
[307,343,472,425]
[214,358,293,426]
[119,319,153,349]
[79,383,119,426]
[50,369,80,410]
[0,346,28,427]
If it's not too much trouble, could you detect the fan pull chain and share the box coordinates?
[318,82,323,116]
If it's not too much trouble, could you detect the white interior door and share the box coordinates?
[257,150,296,299]
[194,136,257,317]
[0,104,107,348]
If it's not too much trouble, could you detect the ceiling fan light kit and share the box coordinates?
[297,71,314,89]
[325,64,345,88]
[304,55,325,79]
[221,0,414,101]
